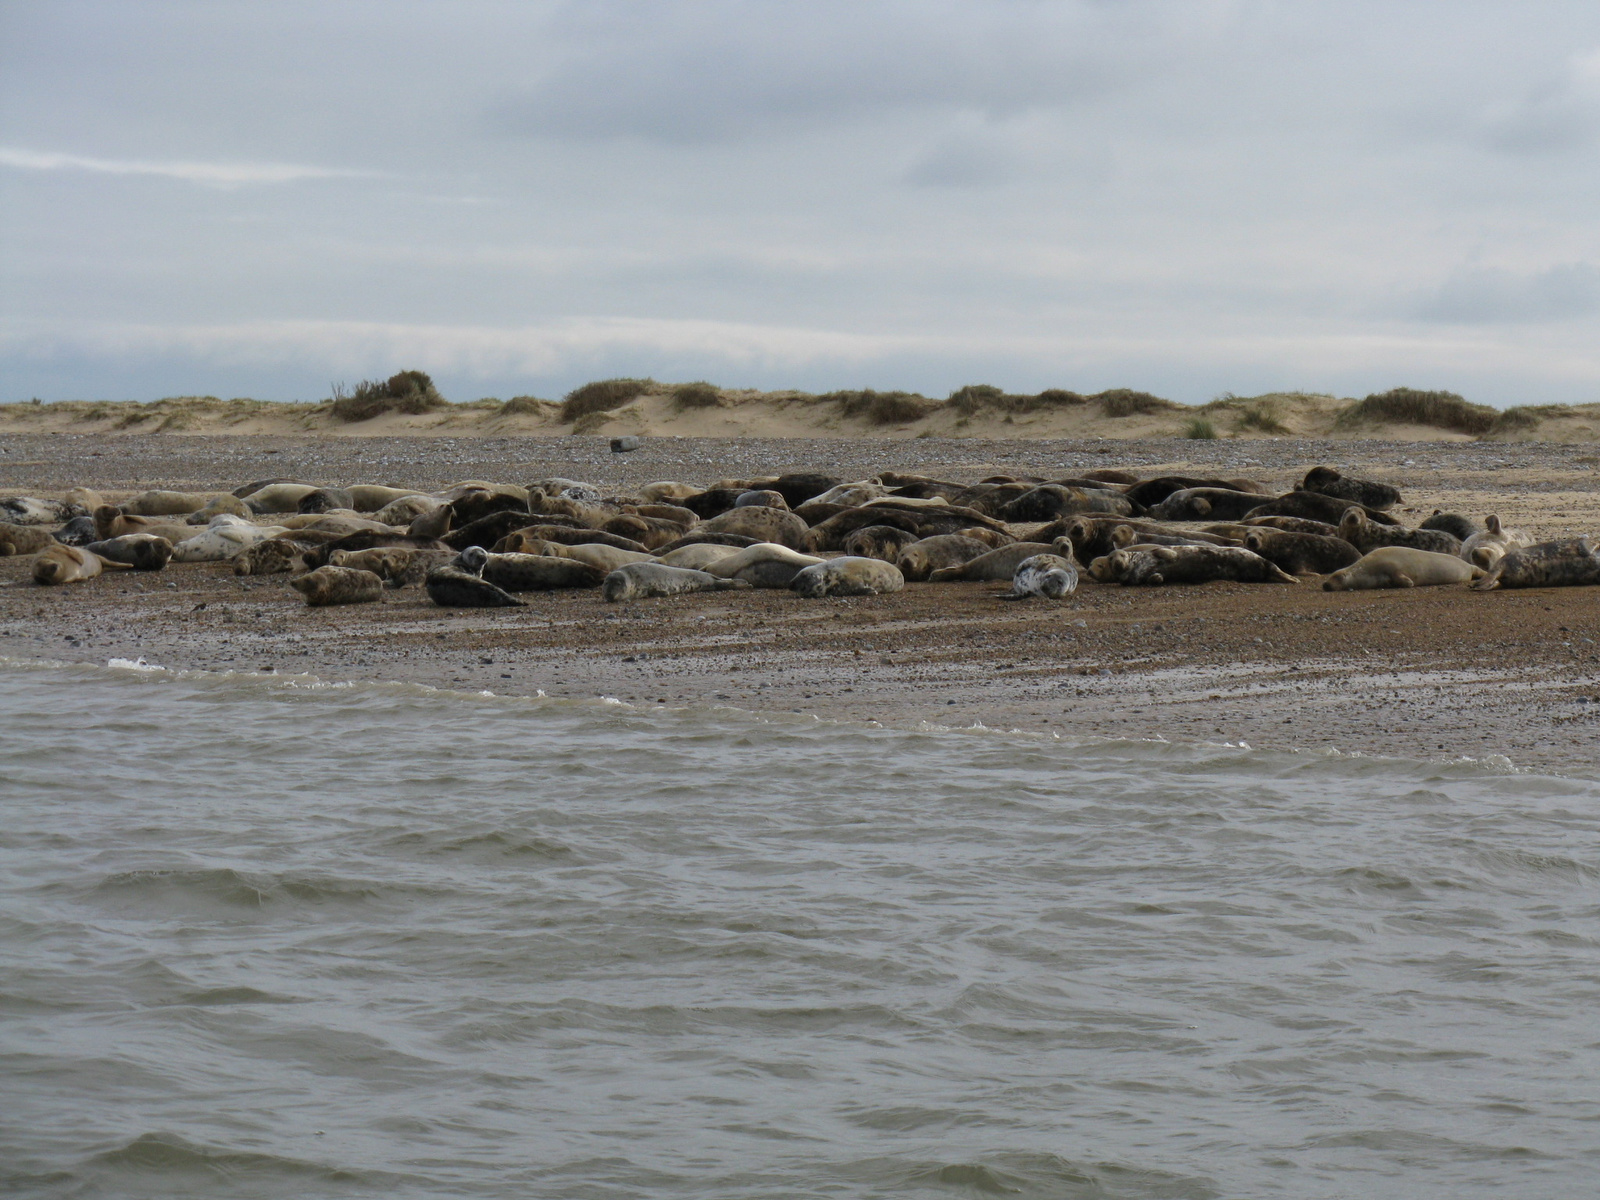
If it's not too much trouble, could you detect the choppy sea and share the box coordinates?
[3,657,1598,1199]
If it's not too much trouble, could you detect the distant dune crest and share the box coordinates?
[4,378,1597,442]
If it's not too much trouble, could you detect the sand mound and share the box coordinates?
[4,382,1597,442]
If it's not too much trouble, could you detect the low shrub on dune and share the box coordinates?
[330,371,448,423]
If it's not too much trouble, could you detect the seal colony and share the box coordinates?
[4,466,1599,617]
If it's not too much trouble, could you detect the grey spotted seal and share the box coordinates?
[327,547,456,586]
[1338,509,1461,556]
[1242,528,1361,575]
[700,505,810,549]
[233,537,320,576]
[453,546,606,591]
[0,522,55,556]
[1004,554,1079,599]
[1324,547,1483,591]
[171,521,288,563]
[185,494,254,524]
[735,489,788,509]
[1420,511,1481,541]
[996,485,1135,522]
[791,556,905,597]
[84,534,174,571]
[1108,545,1297,586]
[1460,515,1533,569]
[1,496,70,525]
[1300,466,1401,511]
[601,563,751,602]
[927,542,1056,583]
[842,525,922,562]
[1471,538,1600,591]
[290,565,385,606]
[896,534,993,582]
[33,544,103,584]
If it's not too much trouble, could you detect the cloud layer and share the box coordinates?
[3,1,1600,405]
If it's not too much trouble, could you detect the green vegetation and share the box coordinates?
[1335,387,1496,435]
[1183,417,1218,440]
[1203,392,1292,434]
[947,384,1090,416]
[558,378,656,423]
[1097,389,1177,418]
[672,381,724,410]
[821,389,935,425]
[501,394,553,416]
[1489,404,1572,435]
[330,370,448,423]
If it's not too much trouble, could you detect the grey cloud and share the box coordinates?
[486,0,1195,143]
[1476,50,1600,154]
[1418,263,1600,323]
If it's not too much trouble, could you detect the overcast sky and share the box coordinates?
[3,0,1600,406]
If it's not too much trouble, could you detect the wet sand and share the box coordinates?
[4,433,1599,774]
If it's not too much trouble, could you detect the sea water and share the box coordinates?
[2,659,1598,1199]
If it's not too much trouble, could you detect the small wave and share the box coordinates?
[83,1132,406,1189]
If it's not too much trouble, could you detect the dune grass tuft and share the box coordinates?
[1183,417,1218,440]
[330,370,448,423]
[947,385,1090,416]
[559,378,656,423]
[1335,387,1496,435]
[501,395,554,417]
[672,381,724,410]
[1096,389,1178,417]
[823,389,935,425]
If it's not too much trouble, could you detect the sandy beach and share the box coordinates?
[4,431,1599,774]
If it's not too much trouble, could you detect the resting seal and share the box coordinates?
[1300,467,1401,511]
[185,494,254,524]
[735,489,788,509]
[655,543,742,570]
[997,485,1135,522]
[928,542,1056,583]
[1005,554,1079,599]
[453,546,606,591]
[1420,511,1481,541]
[1324,547,1483,591]
[1460,514,1533,569]
[700,505,810,549]
[791,556,905,597]
[1108,545,1297,586]
[842,525,922,562]
[1244,491,1398,526]
[897,534,993,582]
[33,544,102,585]
[84,535,174,571]
[233,537,318,576]
[425,562,528,608]
[0,522,55,556]
[170,522,287,563]
[242,483,320,513]
[1338,509,1461,556]
[1242,529,1361,575]
[601,563,751,602]
[327,547,456,587]
[699,543,823,587]
[1471,538,1600,591]
[290,565,384,606]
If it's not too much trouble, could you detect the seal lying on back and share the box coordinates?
[1338,509,1461,556]
[33,544,102,584]
[1471,538,1600,591]
[1459,514,1533,569]
[791,556,905,597]
[927,542,1057,583]
[701,543,823,581]
[1149,488,1273,522]
[1004,554,1079,599]
[1323,547,1483,591]
[601,563,751,602]
[290,565,385,606]
[1107,545,1297,586]
[84,534,174,571]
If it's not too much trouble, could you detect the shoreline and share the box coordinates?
[4,434,1599,775]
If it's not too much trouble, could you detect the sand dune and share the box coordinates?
[4,382,1599,442]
